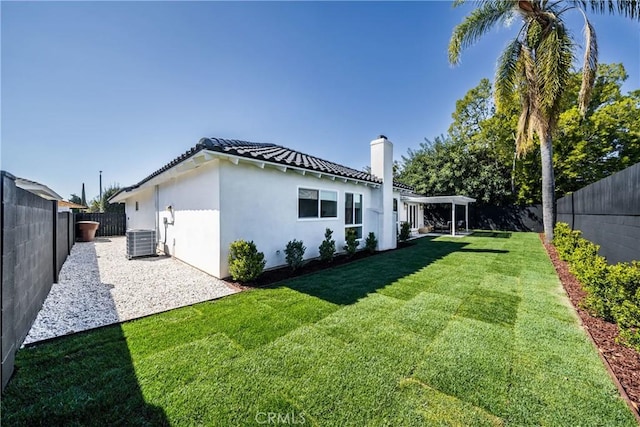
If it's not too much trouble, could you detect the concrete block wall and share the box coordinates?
[1,172,57,391]
[56,212,74,277]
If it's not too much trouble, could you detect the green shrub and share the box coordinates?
[553,222,581,260]
[553,222,640,351]
[319,228,336,262]
[568,239,610,318]
[285,239,306,271]
[609,262,640,347]
[343,228,359,257]
[228,240,266,282]
[364,232,377,254]
[399,222,411,242]
[617,298,640,349]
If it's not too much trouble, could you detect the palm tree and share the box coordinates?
[449,0,639,242]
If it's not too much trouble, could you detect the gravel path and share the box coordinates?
[25,237,238,344]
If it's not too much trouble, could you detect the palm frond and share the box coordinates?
[495,38,522,110]
[524,17,543,48]
[575,0,640,20]
[449,0,517,65]
[520,38,538,105]
[578,19,598,115]
[515,95,534,156]
[535,23,574,118]
[515,45,539,156]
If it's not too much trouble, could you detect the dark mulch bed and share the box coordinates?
[541,235,640,416]
[227,241,416,290]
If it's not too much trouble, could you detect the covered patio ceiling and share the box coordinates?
[401,194,476,236]
[401,195,476,205]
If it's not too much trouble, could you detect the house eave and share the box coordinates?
[212,151,382,188]
[110,147,397,204]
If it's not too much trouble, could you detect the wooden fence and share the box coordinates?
[76,212,126,236]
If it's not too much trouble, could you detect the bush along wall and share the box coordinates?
[554,223,640,350]
[228,240,266,282]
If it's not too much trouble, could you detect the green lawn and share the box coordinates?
[2,233,636,426]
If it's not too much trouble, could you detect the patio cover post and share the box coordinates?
[451,202,456,236]
[399,196,476,237]
[465,204,469,232]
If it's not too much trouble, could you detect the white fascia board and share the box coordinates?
[402,195,477,205]
[109,188,141,204]
[212,150,379,187]
[15,181,63,200]
[112,151,217,203]
[121,148,382,202]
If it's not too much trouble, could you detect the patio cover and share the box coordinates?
[401,195,476,236]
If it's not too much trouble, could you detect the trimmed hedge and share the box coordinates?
[228,240,266,282]
[285,239,306,271]
[365,232,378,254]
[399,221,411,242]
[319,228,336,262]
[343,228,359,257]
[554,222,640,350]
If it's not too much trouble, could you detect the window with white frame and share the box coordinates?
[345,192,363,238]
[298,188,338,219]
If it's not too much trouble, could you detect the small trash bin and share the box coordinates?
[76,221,100,242]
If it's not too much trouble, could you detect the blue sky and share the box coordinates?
[2,1,639,202]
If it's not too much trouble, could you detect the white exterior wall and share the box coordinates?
[125,187,156,230]
[370,137,396,250]
[398,201,424,230]
[218,161,380,278]
[155,161,221,277]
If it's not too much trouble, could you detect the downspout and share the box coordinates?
[154,185,160,250]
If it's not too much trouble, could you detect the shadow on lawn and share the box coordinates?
[1,241,169,425]
[1,324,168,425]
[470,231,512,238]
[458,248,509,254]
[280,237,468,305]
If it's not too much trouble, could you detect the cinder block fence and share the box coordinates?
[1,172,74,392]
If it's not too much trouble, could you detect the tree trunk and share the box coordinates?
[540,131,556,243]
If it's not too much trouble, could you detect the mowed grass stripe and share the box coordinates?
[1,233,636,426]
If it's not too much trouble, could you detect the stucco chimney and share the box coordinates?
[370,135,396,250]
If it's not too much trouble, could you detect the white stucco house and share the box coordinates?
[109,135,430,279]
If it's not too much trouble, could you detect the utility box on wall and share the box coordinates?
[126,229,157,259]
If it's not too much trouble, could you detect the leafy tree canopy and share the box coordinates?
[87,184,125,213]
[398,63,639,206]
[69,194,83,205]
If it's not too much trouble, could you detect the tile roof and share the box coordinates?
[200,137,385,183]
[117,137,413,196]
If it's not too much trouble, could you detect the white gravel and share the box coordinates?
[24,236,238,344]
